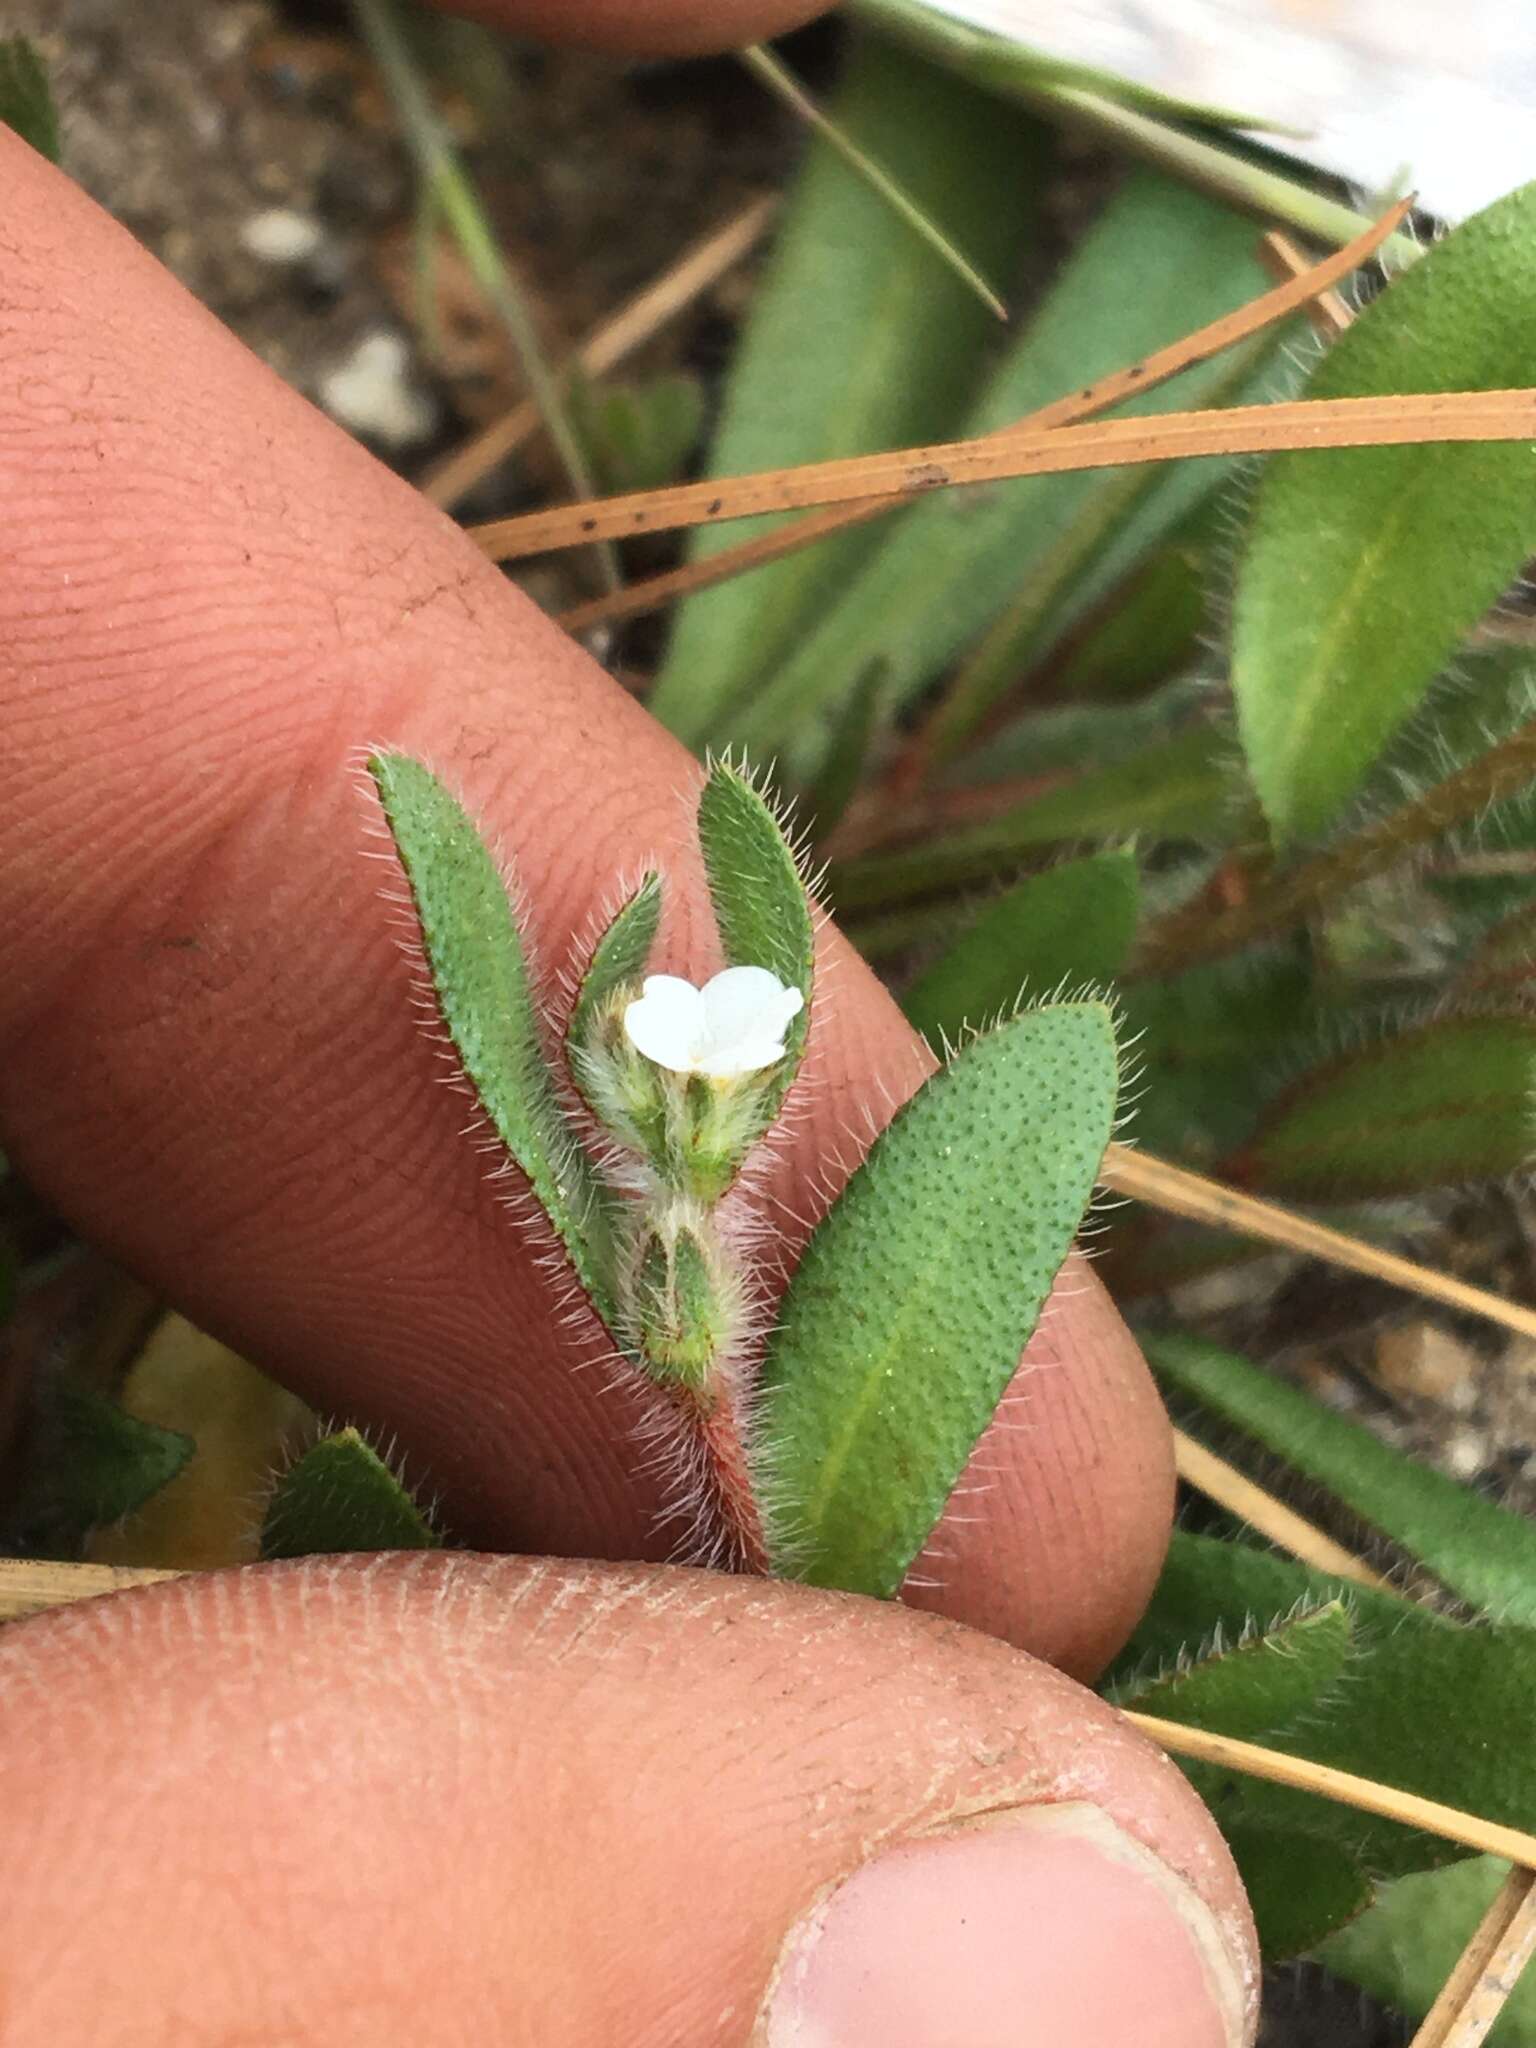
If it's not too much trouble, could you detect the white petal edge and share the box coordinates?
[624,976,705,1071]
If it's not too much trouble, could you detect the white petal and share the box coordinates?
[624,975,705,1071]
[698,965,792,1050]
[694,1036,790,1080]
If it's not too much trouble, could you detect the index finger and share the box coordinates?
[0,134,1172,1678]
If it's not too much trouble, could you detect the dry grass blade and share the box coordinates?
[1410,1865,1536,2048]
[472,387,1535,560]
[420,197,776,512]
[0,1559,177,1624]
[1104,1145,1536,1345]
[1171,1430,1390,1590]
[540,197,1412,624]
[1128,1713,1536,1869]
[1259,227,1355,338]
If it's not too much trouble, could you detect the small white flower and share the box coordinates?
[623,967,804,1080]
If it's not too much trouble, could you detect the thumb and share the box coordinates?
[0,1557,1256,2046]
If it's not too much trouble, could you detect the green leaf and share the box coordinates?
[1225,1825,1377,1960]
[569,372,704,496]
[696,760,815,1129]
[368,753,615,1317]
[1232,180,1536,843]
[758,1000,1118,1595]
[830,720,1231,912]
[732,173,1272,766]
[7,1373,193,1555]
[1120,1531,1536,1881]
[902,849,1139,1044]
[1228,1012,1536,1199]
[854,0,1286,134]
[1323,1858,1536,2043]
[567,873,663,1051]
[260,1428,440,1560]
[0,35,60,163]
[650,35,1043,746]
[1043,545,1209,703]
[1147,1331,1536,1626]
[1112,1598,1354,1740]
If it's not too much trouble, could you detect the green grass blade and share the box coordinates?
[260,1428,440,1559]
[651,36,1044,746]
[902,848,1139,1043]
[1232,180,1536,844]
[1147,1331,1536,1626]
[758,1000,1119,1596]
[369,753,615,1320]
[740,43,1006,320]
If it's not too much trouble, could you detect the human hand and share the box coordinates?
[0,3,1256,2040]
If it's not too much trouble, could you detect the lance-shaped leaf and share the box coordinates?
[1147,1331,1536,1626]
[1119,1531,1536,1882]
[650,34,1041,745]
[1323,1858,1536,2044]
[757,1000,1118,1595]
[369,754,615,1319]
[831,720,1231,912]
[1227,1012,1536,1200]
[1111,1597,1354,1740]
[696,760,815,1134]
[1232,179,1536,844]
[903,848,1139,1044]
[0,35,60,162]
[567,872,663,1052]
[260,1428,440,1560]
[1224,1825,1377,1961]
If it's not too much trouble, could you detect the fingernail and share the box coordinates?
[758,1802,1249,2048]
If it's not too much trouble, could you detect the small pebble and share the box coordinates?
[1373,1320,1479,1404]
[1443,1426,1489,1481]
[240,207,325,265]
[318,331,437,448]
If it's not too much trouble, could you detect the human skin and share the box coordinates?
[0,2,1257,2039]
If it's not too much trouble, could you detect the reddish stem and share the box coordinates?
[676,1385,771,1575]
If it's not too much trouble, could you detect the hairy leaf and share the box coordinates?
[1112,1597,1354,1740]
[733,173,1272,763]
[260,1428,439,1560]
[1225,1825,1377,1961]
[758,1001,1118,1595]
[1229,1012,1536,1199]
[1120,1531,1536,1881]
[1148,1331,1536,1625]
[1232,180,1536,842]
[651,35,1041,745]
[830,720,1230,912]
[1323,1858,1536,2043]
[568,872,663,1050]
[902,848,1138,1043]
[696,760,815,1132]
[369,754,615,1317]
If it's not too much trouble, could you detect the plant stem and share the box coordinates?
[680,1385,771,1574]
[349,0,620,591]
[740,42,1007,320]
[1135,713,1536,976]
